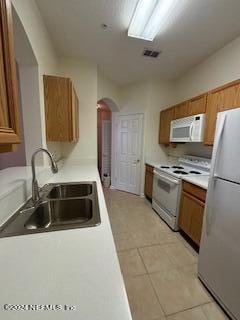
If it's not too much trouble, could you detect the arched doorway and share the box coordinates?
[97,98,119,184]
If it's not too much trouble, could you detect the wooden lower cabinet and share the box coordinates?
[178,182,206,246]
[144,164,154,200]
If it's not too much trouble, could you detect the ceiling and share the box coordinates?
[35,0,240,85]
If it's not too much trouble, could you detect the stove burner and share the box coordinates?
[161,166,170,169]
[189,171,201,174]
[172,166,184,169]
[173,170,188,175]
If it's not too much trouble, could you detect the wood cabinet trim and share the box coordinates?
[145,164,154,173]
[189,93,207,102]
[210,79,240,94]
[182,190,205,207]
[0,0,21,145]
[182,181,206,202]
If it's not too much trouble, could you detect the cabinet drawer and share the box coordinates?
[182,181,206,202]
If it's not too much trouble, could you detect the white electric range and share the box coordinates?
[152,156,211,231]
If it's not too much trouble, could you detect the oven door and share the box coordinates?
[153,170,180,217]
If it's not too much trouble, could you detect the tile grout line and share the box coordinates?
[137,246,167,317]
[165,301,215,319]
[105,190,221,320]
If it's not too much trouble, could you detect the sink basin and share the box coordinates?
[25,199,93,230]
[47,183,92,199]
[0,181,100,237]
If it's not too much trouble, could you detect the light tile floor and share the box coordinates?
[104,188,230,320]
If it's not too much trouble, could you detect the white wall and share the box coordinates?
[119,79,175,194]
[12,1,101,166]
[166,34,240,159]
[18,66,42,164]
[175,34,240,102]
[58,58,98,165]
[120,79,175,162]
[11,0,61,162]
[97,70,121,108]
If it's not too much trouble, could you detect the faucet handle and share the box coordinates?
[52,161,58,173]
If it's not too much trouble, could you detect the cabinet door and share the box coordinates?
[188,94,207,116]
[178,191,192,235]
[217,81,240,112]
[144,165,153,200]
[190,198,204,245]
[0,0,20,146]
[204,80,240,145]
[44,75,80,142]
[159,107,174,144]
[178,191,205,245]
[173,101,189,119]
[44,75,71,141]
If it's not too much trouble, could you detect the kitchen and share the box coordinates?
[0,0,240,319]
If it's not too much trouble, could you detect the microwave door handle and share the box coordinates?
[205,113,226,235]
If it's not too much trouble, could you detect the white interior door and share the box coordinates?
[101,120,111,180]
[114,113,143,195]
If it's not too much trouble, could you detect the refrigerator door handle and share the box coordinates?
[189,122,194,141]
[206,113,227,235]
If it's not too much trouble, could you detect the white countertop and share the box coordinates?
[145,161,161,168]
[182,175,209,190]
[0,165,132,320]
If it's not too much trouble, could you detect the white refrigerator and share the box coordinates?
[198,108,240,320]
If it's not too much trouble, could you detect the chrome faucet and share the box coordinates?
[31,148,58,203]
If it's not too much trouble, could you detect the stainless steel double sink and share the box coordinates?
[0,182,101,238]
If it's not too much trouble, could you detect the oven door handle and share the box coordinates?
[154,170,180,186]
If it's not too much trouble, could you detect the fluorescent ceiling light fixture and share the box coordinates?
[128,0,181,41]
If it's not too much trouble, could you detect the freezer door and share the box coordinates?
[198,178,240,320]
[214,108,240,184]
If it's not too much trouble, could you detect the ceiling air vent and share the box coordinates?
[143,49,161,58]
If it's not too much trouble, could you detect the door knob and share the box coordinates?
[133,159,140,164]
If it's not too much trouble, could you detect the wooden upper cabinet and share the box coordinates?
[173,101,189,119]
[204,80,240,145]
[0,0,21,148]
[159,107,175,144]
[188,94,207,116]
[174,95,207,120]
[44,75,79,142]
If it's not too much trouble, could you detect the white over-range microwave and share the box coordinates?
[170,113,206,142]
